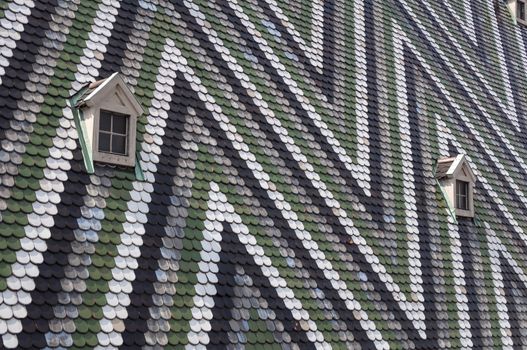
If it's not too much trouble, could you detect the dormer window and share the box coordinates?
[436,155,476,218]
[69,73,144,170]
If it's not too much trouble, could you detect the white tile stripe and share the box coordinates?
[183,183,331,349]
[227,0,372,191]
[393,31,425,305]
[0,1,123,348]
[91,39,184,348]
[442,1,477,46]
[42,5,156,347]
[395,21,527,231]
[0,0,35,81]
[397,0,520,132]
[262,0,324,68]
[173,6,394,347]
[0,0,80,212]
[447,222,473,350]
[485,223,527,296]
[485,230,514,350]
[184,0,424,339]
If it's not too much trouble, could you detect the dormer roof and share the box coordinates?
[436,154,476,182]
[74,72,144,116]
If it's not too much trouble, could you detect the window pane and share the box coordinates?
[99,132,111,152]
[112,135,127,155]
[99,111,112,131]
[112,114,128,135]
[456,181,469,210]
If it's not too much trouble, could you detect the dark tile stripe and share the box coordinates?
[497,17,527,134]
[255,0,335,102]
[18,149,91,348]
[160,42,374,347]
[404,50,440,345]
[500,253,525,350]
[402,41,527,257]
[457,221,484,348]
[0,0,59,141]
[207,223,313,349]
[18,4,145,344]
[222,0,384,217]
[394,0,521,137]
[120,72,188,347]
[96,0,140,79]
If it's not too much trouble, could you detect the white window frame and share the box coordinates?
[518,0,527,24]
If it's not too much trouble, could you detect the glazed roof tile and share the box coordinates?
[0,0,527,349]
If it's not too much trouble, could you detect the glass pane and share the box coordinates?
[99,111,112,131]
[112,135,127,155]
[456,181,469,210]
[98,132,111,152]
[112,114,128,135]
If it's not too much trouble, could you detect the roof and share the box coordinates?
[435,154,476,181]
[0,0,527,349]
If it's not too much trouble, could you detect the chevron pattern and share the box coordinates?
[1,0,527,348]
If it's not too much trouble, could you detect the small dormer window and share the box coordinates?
[436,155,476,218]
[69,73,144,170]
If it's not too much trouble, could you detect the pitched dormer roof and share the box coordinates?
[436,154,476,182]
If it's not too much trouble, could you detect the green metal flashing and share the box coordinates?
[433,161,458,224]
[68,87,95,174]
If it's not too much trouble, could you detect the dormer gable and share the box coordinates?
[69,73,144,172]
[436,154,476,218]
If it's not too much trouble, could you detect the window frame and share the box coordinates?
[455,180,470,211]
[90,96,137,167]
[97,110,130,156]
[518,0,527,24]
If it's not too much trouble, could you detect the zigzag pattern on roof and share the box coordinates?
[1,0,527,349]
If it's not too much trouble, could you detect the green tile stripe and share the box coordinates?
[405,0,511,112]
[0,0,104,292]
[241,0,363,166]
[155,12,353,344]
[68,10,168,348]
[218,0,424,311]
[379,10,419,302]
[274,0,314,45]
[175,11,400,348]
[474,218,505,348]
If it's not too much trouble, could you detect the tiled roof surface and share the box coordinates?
[0,0,527,349]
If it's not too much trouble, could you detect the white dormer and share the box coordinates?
[436,155,477,218]
[507,0,527,25]
[71,73,143,169]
